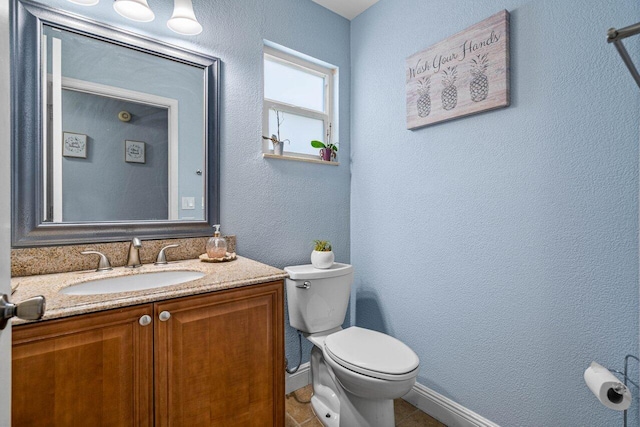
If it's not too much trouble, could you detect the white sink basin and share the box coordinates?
[60,270,206,295]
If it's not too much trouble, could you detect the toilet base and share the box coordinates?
[310,346,340,427]
[335,391,394,427]
[311,394,338,427]
[309,345,396,427]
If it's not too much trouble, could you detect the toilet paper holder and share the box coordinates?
[608,354,639,388]
[606,354,639,427]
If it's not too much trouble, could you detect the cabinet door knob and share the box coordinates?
[139,315,152,326]
[159,311,171,321]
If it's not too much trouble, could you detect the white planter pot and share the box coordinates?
[311,250,334,269]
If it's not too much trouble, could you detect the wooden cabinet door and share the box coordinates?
[154,281,284,427]
[12,305,154,427]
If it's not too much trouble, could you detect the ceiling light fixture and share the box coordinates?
[167,0,203,35]
[68,0,203,36]
[112,0,155,23]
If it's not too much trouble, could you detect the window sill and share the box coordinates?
[262,153,340,166]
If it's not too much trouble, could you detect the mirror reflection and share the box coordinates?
[42,24,206,223]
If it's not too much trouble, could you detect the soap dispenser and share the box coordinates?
[206,224,227,258]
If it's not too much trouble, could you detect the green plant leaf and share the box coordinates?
[313,239,331,251]
[311,140,326,149]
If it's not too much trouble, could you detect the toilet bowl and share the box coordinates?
[323,327,419,399]
[285,263,420,427]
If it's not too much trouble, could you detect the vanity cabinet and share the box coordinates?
[12,281,284,426]
[154,282,285,426]
[12,304,154,426]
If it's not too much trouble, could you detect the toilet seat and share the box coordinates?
[324,327,419,381]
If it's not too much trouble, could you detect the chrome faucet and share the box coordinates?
[81,250,112,271]
[126,237,142,268]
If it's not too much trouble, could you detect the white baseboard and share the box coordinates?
[285,362,311,394]
[403,382,500,427]
[285,365,498,427]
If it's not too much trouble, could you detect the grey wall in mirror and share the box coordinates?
[60,90,171,222]
[43,24,205,222]
[12,0,220,247]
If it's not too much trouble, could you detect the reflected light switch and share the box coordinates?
[182,197,195,210]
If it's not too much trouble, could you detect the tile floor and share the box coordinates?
[285,385,447,427]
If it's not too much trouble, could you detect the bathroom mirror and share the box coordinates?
[12,0,220,247]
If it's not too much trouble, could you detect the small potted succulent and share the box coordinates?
[311,123,338,161]
[311,240,334,269]
[262,110,289,155]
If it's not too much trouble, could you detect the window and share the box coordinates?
[263,45,336,159]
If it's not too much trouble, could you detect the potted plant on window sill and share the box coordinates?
[311,123,338,161]
[263,134,286,155]
[262,109,289,155]
[311,240,334,269]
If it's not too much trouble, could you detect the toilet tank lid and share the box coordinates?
[284,263,353,280]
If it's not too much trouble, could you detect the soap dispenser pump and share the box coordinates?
[206,224,227,259]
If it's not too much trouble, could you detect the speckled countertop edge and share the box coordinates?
[11,256,288,325]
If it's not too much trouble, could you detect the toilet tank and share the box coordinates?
[284,263,353,334]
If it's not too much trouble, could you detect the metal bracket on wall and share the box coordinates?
[608,354,639,427]
[608,22,640,89]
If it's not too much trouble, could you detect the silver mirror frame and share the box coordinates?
[11,0,220,247]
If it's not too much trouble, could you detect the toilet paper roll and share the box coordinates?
[584,361,632,411]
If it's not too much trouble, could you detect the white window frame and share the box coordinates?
[262,45,335,160]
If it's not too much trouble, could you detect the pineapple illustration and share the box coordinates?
[470,54,489,102]
[441,66,458,111]
[416,77,431,117]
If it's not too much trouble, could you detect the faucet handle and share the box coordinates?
[131,237,142,248]
[155,244,180,265]
[81,250,112,271]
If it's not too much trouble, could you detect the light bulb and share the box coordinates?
[68,0,99,5]
[113,0,155,22]
[167,0,202,35]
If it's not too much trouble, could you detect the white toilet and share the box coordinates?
[285,263,420,427]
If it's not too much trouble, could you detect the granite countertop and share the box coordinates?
[11,256,288,325]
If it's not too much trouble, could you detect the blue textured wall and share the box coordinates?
[35,0,351,365]
[351,1,639,426]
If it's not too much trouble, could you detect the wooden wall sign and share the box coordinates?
[406,10,510,129]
